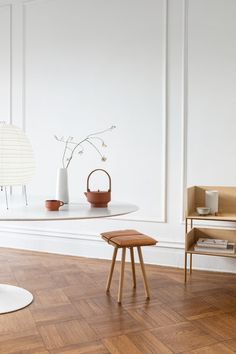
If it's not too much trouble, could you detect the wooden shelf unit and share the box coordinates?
[185,186,236,282]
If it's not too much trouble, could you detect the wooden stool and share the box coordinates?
[101,229,157,304]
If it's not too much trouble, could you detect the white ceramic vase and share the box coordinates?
[56,168,69,203]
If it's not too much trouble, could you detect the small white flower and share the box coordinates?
[55,125,115,168]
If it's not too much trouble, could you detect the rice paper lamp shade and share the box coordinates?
[0,123,35,186]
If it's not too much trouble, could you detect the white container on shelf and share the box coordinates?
[205,190,219,215]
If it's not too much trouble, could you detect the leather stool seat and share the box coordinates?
[101,229,157,248]
[101,229,157,304]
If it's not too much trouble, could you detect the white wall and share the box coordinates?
[0,0,236,273]
[0,4,10,121]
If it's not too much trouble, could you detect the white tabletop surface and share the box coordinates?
[0,201,138,221]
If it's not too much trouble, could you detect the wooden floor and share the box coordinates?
[0,249,236,353]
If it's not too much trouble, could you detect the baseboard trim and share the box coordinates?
[0,225,236,274]
[0,225,184,248]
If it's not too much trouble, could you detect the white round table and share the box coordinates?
[0,201,138,313]
[0,201,138,221]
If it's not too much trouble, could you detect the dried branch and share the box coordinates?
[55,125,115,169]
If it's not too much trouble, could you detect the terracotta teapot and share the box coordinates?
[84,169,111,208]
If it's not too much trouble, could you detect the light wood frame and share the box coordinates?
[106,246,151,303]
[185,186,236,282]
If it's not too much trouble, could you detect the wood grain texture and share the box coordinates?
[186,186,236,217]
[0,248,236,353]
[186,342,235,354]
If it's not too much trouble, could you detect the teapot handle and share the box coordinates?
[87,169,111,192]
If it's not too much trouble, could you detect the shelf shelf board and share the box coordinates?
[186,212,236,222]
[187,245,236,258]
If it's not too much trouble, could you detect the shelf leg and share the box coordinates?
[184,252,188,283]
[185,219,188,234]
[190,253,192,275]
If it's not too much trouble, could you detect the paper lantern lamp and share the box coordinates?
[0,122,35,207]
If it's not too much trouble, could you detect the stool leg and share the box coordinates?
[130,247,136,288]
[106,247,118,292]
[137,246,150,300]
[118,247,126,304]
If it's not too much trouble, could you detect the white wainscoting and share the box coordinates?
[0,0,236,273]
[0,4,11,122]
[23,0,167,222]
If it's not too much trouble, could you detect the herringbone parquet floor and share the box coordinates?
[0,248,236,353]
